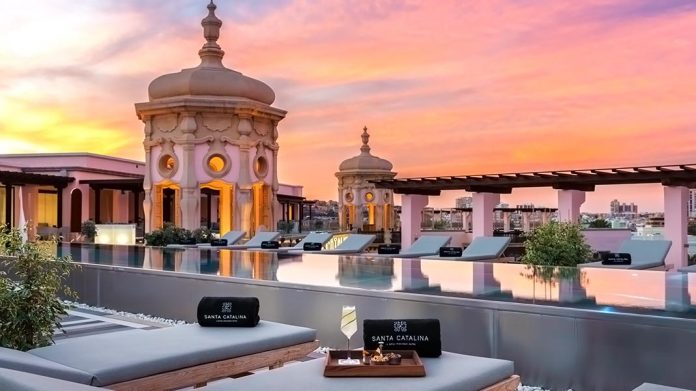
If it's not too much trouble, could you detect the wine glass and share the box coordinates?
[338,305,359,365]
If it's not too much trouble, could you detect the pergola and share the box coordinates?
[371,164,696,268]
[0,170,75,228]
[79,178,144,225]
[277,194,316,233]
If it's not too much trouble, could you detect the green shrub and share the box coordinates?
[522,221,592,267]
[144,223,193,246]
[588,218,611,228]
[80,220,97,242]
[0,226,77,351]
[192,227,213,243]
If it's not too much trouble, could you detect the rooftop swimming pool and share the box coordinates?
[55,243,696,319]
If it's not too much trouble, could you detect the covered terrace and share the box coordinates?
[372,164,696,269]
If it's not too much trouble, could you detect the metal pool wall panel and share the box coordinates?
[64,264,696,391]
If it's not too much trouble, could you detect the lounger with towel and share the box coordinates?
[196,230,246,247]
[0,321,318,390]
[259,232,334,253]
[422,236,512,262]
[579,239,672,270]
[370,235,452,258]
[289,234,376,255]
[224,231,281,250]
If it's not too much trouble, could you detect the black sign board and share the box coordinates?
[601,252,631,265]
[377,244,401,254]
[303,242,323,251]
[261,241,280,249]
[439,246,463,257]
[210,238,228,246]
[363,319,442,357]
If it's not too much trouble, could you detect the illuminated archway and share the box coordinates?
[200,179,234,235]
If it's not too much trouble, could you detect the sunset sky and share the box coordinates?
[1,0,694,211]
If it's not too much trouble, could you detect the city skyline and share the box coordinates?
[1,0,695,211]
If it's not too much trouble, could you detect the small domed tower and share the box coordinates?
[135,1,286,237]
[336,127,397,232]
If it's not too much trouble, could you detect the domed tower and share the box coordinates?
[336,127,397,232]
[135,1,286,237]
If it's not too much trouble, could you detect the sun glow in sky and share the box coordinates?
[1,0,695,211]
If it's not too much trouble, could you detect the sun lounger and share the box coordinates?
[289,234,376,255]
[258,232,334,253]
[370,235,452,258]
[205,351,519,391]
[0,321,318,390]
[633,383,693,391]
[422,236,512,262]
[195,230,246,248]
[579,239,672,270]
[224,231,281,250]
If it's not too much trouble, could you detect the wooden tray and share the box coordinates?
[323,350,426,377]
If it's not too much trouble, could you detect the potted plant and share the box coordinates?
[0,226,77,350]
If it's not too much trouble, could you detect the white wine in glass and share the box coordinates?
[338,305,359,365]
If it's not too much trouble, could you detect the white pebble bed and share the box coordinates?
[64,301,189,327]
[64,303,567,391]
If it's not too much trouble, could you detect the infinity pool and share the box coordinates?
[56,243,696,319]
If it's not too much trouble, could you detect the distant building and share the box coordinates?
[610,199,637,215]
[455,196,473,208]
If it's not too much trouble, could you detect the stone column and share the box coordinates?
[663,186,688,269]
[400,194,428,248]
[472,192,500,238]
[557,190,585,223]
[178,114,200,231]
[142,120,154,233]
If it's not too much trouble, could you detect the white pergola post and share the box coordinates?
[400,194,429,248]
[472,192,500,238]
[663,185,688,269]
[522,212,532,232]
[502,211,511,232]
[557,189,586,223]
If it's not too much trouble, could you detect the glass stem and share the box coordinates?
[346,337,350,360]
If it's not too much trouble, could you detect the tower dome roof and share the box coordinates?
[147,1,275,104]
[338,127,394,172]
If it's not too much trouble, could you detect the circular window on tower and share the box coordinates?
[157,153,177,178]
[383,191,390,202]
[364,192,375,202]
[208,155,225,172]
[345,192,354,203]
[203,153,231,177]
[254,156,269,178]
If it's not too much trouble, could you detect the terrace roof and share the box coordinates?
[0,170,74,187]
[370,164,696,195]
[79,178,144,192]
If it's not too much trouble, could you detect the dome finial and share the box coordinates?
[360,126,371,154]
[199,0,225,67]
